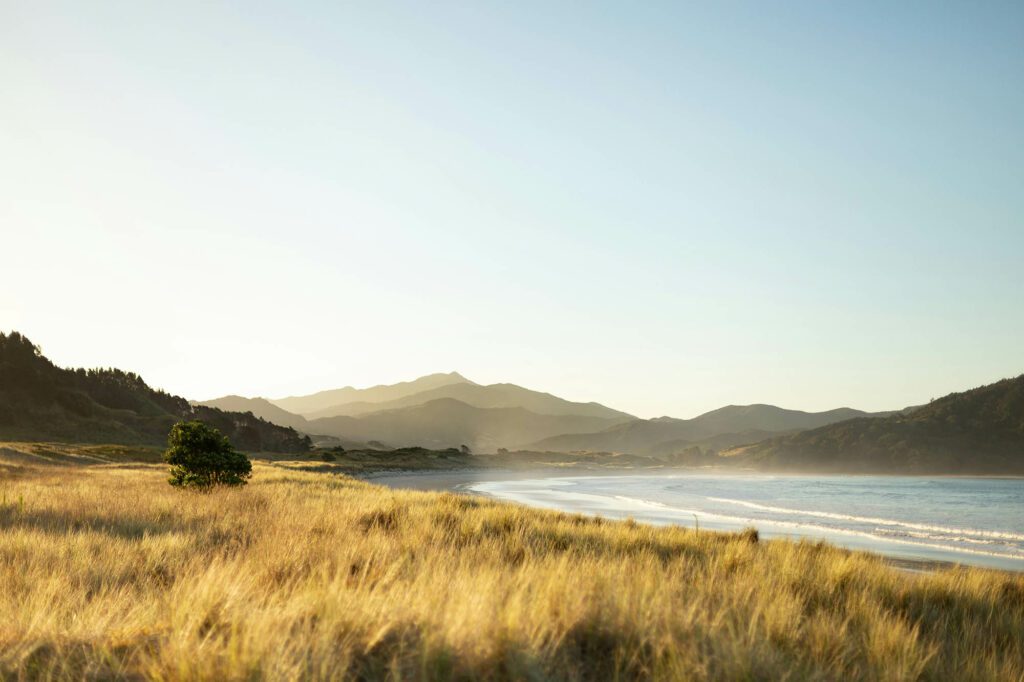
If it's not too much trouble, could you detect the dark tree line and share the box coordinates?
[0,331,311,453]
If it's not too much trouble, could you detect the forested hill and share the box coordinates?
[732,375,1024,474]
[0,332,310,453]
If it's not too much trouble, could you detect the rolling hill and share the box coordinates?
[531,404,897,456]
[302,381,635,422]
[303,398,628,452]
[198,395,310,431]
[9,329,1018,473]
[0,332,310,453]
[271,372,472,415]
[202,375,635,450]
[730,375,1024,474]
[201,379,895,457]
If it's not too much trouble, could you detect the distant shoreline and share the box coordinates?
[356,463,1024,483]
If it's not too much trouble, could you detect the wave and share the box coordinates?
[873,528,1016,548]
[603,494,1024,561]
[601,494,1024,561]
[471,481,1024,563]
[706,497,1024,542]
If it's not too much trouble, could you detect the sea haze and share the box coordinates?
[470,474,1024,571]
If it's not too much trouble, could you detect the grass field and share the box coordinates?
[0,452,1022,680]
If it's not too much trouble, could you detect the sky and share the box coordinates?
[2,1,1022,419]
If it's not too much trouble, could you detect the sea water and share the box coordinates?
[469,474,1024,571]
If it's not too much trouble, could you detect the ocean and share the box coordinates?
[469,473,1024,571]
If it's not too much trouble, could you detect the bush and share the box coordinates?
[164,420,252,489]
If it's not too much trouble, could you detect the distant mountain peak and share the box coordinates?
[302,396,629,451]
[298,378,635,422]
[416,371,474,382]
[197,394,308,431]
[270,371,475,416]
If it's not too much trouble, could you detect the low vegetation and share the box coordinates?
[286,446,666,475]
[164,421,252,488]
[0,454,1021,680]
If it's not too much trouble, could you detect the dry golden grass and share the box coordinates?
[0,458,1022,681]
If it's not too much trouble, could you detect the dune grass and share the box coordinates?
[0,459,1021,680]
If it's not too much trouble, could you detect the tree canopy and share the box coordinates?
[164,420,252,488]
[0,331,311,453]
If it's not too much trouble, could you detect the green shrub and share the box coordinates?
[163,420,252,489]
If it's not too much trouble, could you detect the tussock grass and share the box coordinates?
[0,461,1021,680]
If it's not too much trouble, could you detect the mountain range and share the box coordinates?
[271,372,470,415]
[300,381,634,421]
[728,375,1024,474]
[301,398,627,452]
[198,395,310,431]
[201,374,898,455]
[201,374,634,450]
[5,329,1021,474]
[529,405,901,456]
[201,370,1024,474]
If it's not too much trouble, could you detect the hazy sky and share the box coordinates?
[2,1,1022,418]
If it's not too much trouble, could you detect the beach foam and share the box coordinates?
[471,474,1024,570]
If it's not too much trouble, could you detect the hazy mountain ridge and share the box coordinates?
[530,404,895,456]
[303,398,627,452]
[732,375,1024,474]
[0,332,310,453]
[9,329,1018,473]
[201,375,636,450]
[645,430,800,459]
[688,404,900,435]
[199,378,900,456]
[271,372,472,415]
[302,381,635,422]
[198,395,310,431]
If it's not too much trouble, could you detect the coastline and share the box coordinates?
[363,467,1019,574]
[4,457,1020,678]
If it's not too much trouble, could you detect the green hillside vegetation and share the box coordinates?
[283,445,666,475]
[733,375,1024,474]
[0,332,310,453]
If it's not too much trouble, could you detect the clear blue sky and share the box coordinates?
[2,1,1022,418]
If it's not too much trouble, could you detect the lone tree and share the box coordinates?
[164,420,252,489]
